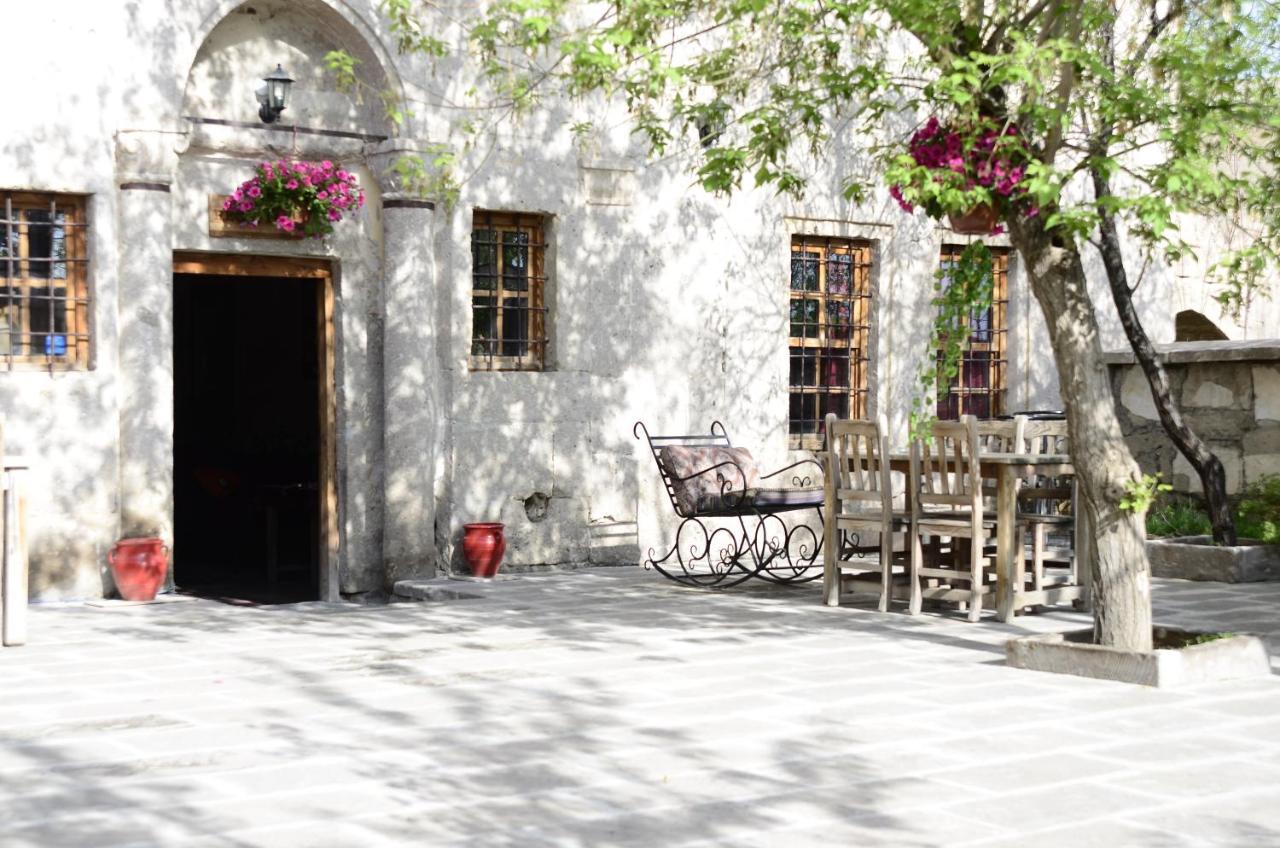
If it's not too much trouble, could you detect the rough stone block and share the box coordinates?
[1242,425,1280,456]
[1245,453,1280,484]
[1119,367,1159,420]
[1182,364,1251,410]
[1254,366,1280,422]
[1178,409,1256,442]
[1147,536,1280,582]
[1172,446,1241,494]
[1006,627,1271,687]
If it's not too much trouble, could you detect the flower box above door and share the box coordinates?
[207,195,304,239]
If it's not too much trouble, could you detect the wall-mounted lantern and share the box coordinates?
[256,64,294,124]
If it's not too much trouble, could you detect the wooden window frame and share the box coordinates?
[788,236,873,450]
[0,192,90,370]
[469,211,548,372]
[936,245,1009,419]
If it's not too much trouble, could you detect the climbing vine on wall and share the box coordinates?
[910,240,995,438]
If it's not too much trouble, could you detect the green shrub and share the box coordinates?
[1237,474,1280,543]
[1146,497,1212,538]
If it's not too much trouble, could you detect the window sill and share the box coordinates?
[468,356,547,373]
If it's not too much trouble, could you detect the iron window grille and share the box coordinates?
[470,211,548,371]
[936,245,1009,420]
[788,236,873,449]
[0,193,90,370]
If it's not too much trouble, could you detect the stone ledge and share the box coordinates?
[1006,627,1271,687]
[1147,536,1280,582]
[1104,340,1280,366]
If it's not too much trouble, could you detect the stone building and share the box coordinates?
[1,0,1273,601]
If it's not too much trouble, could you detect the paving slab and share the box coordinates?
[0,570,1277,846]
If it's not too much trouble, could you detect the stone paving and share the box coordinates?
[2,569,1279,847]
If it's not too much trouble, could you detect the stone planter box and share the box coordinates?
[1007,626,1271,688]
[1147,535,1280,582]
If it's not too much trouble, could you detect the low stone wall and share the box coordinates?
[1107,340,1280,495]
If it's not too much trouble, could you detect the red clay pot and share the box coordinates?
[108,537,170,601]
[948,203,1000,235]
[462,523,506,578]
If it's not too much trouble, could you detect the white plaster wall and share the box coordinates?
[0,5,128,598]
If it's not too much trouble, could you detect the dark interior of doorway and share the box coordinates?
[173,273,320,604]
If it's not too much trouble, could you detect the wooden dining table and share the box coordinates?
[883,452,1092,622]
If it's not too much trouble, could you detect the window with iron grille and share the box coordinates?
[470,211,548,371]
[936,245,1008,419]
[788,236,873,448]
[1,193,89,369]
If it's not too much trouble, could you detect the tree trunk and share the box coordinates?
[1090,170,1237,545]
[1007,215,1153,651]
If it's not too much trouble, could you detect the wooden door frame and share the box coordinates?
[172,251,340,601]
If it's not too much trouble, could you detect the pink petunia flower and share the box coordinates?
[286,180,299,190]
[247,186,262,198]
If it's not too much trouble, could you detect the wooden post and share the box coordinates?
[2,459,29,647]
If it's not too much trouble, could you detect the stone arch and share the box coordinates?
[1175,309,1229,342]
[180,0,404,137]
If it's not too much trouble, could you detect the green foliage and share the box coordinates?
[1120,473,1173,514]
[910,241,994,439]
[388,148,460,208]
[324,50,360,92]
[1237,474,1280,543]
[1155,629,1235,649]
[1146,497,1214,538]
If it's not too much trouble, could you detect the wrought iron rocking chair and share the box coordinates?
[634,420,848,588]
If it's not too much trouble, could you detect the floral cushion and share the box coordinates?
[694,486,825,514]
[658,446,762,515]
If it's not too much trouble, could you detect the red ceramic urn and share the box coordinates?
[108,537,170,601]
[462,523,506,578]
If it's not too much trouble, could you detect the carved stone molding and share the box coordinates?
[115,128,190,187]
[367,138,447,204]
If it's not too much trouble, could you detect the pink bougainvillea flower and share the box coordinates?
[889,184,914,213]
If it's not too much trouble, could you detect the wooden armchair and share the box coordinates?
[823,414,909,612]
[908,419,997,621]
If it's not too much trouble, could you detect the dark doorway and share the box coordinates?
[173,273,321,603]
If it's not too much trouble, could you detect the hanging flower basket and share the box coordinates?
[888,116,1035,235]
[219,159,365,239]
[948,203,1000,235]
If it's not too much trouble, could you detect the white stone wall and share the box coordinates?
[2,0,1264,598]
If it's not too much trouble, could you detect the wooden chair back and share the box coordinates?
[910,419,982,516]
[971,415,1025,454]
[1019,419,1073,506]
[1021,419,1068,455]
[824,414,893,521]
